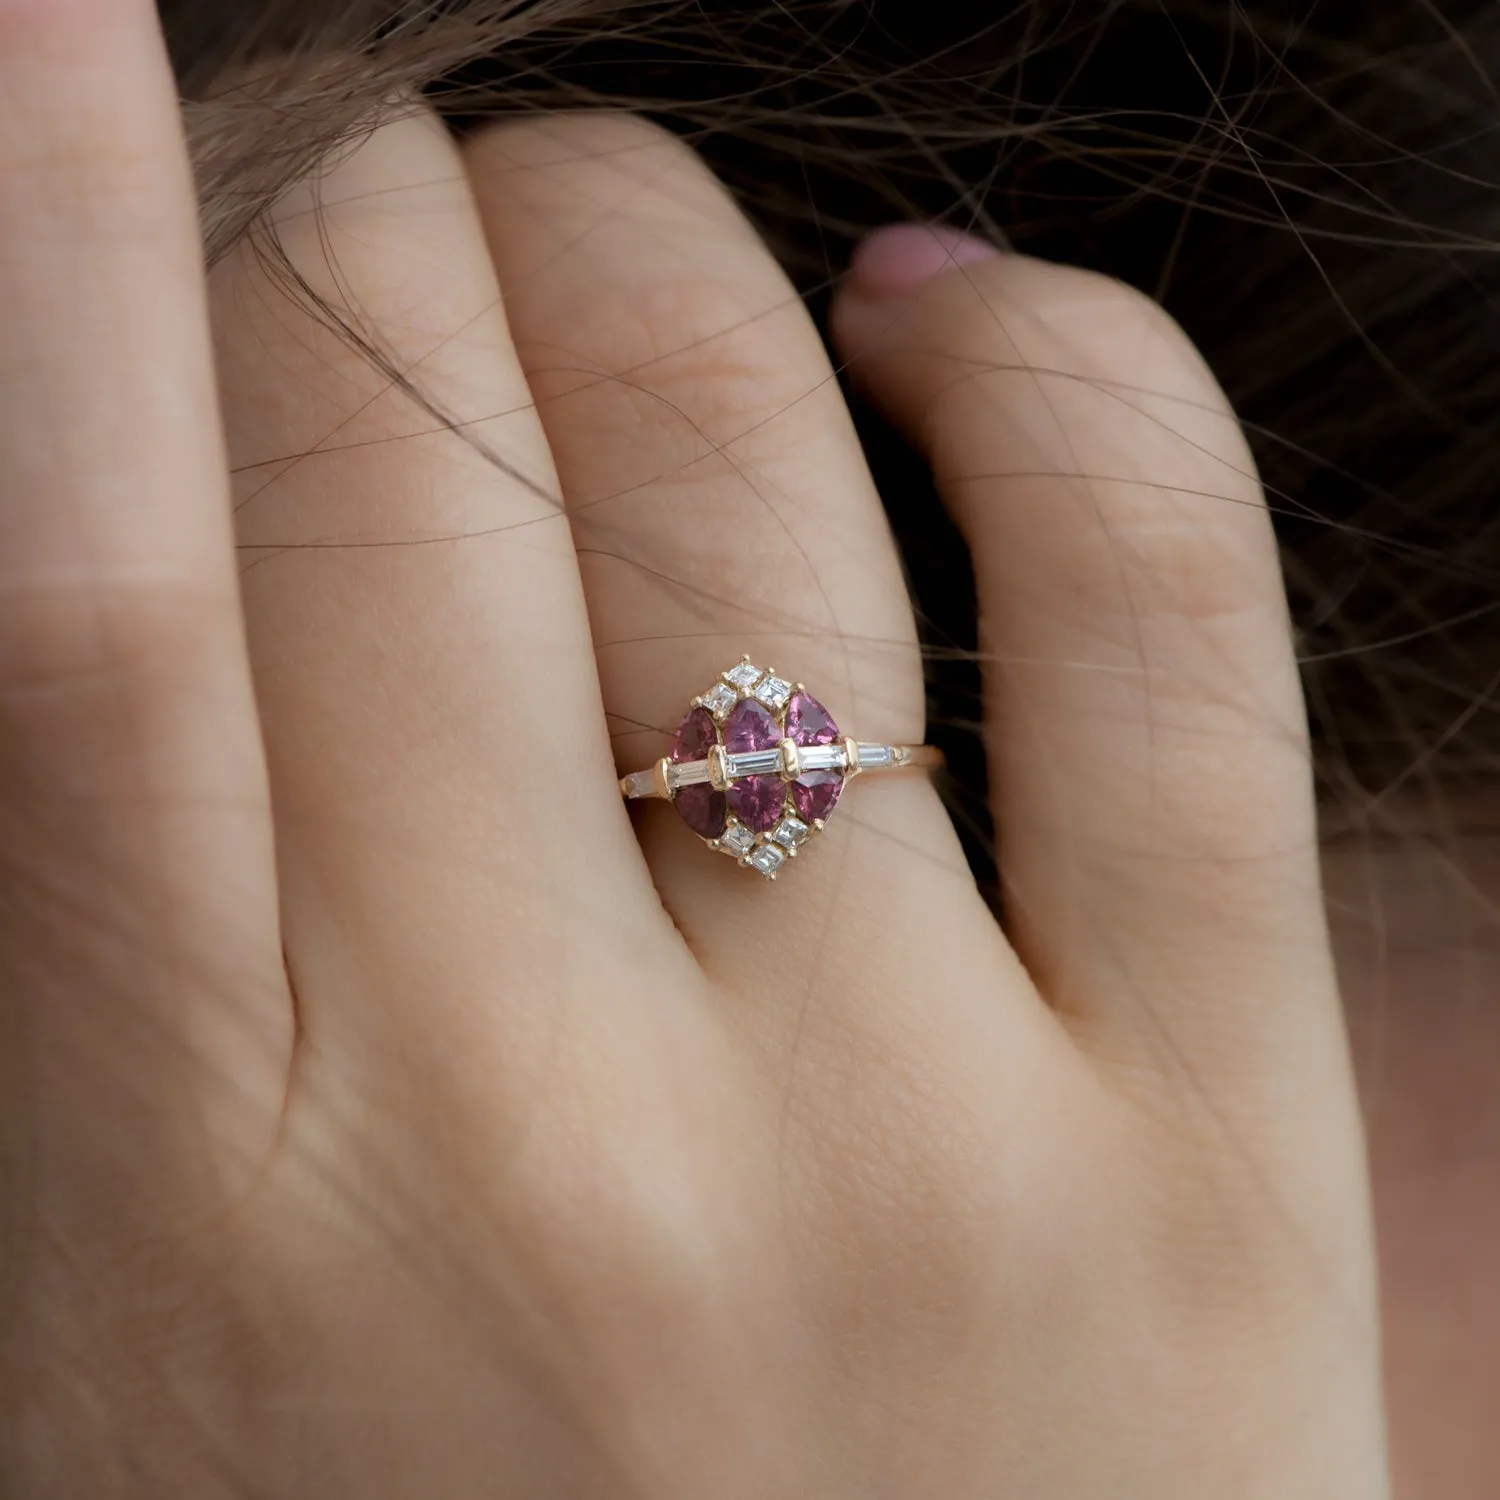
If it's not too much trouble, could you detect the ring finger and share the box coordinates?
[462,113,987,974]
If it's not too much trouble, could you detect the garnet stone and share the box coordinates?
[787,691,843,824]
[724,698,785,834]
[670,706,725,840]
[786,691,838,746]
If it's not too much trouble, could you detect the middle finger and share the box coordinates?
[211,108,672,1060]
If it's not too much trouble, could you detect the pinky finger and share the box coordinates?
[831,232,1345,1095]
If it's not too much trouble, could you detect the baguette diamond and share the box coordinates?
[727,749,783,777]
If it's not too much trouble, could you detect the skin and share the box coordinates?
[1329,817,1500,1500]
[0,1,1391,1494]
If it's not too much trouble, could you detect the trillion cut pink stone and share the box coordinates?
[729,776,786,834]
[675,784,727,840]
[724,697,779,753]
[725,698,788,832]
[670,706,725,840]
[791,769,842,825]
[786,691,839,746]
[787,690,843,824]
[671,706,717,764]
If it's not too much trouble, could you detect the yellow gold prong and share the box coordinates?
[841,735,862,778]
[653,757,673,801]
[778,737,801,781]
[708,744,730,791]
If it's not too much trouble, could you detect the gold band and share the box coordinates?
[619,741,942,801]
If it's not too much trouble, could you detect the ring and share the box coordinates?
[619,655,943,879]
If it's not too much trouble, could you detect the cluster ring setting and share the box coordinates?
[619,656,941,879]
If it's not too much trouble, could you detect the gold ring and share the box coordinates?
[619,655,943,879]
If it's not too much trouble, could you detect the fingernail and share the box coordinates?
[847,223,1003,299]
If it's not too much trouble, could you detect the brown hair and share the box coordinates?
[166,0,1500,865]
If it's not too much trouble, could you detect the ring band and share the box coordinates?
[619,656,942,879]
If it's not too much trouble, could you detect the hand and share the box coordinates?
[0,4,1386,1494]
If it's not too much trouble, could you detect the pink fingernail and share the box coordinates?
[848,223,1002,299]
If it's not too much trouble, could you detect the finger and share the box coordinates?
[211,106,675,1063]
[462,114,993,986]
[0,0,287,1186]
[831,233,1343,1080]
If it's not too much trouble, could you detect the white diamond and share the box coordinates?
[724,661,763,692]
[748,843,785,876]
[700,682,737,719]
[672,759,711,787]
[754,675,792,710]
[799,745,845,771]
[857,743,893,768]
[773,816,809,849]
[720,823,755,858]
[727,749,782,777]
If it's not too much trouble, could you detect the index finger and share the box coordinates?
[0,0,288,1182]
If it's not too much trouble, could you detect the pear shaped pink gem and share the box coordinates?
[670,706,725,840]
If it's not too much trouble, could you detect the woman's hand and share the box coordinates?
[0,3,1386,1494]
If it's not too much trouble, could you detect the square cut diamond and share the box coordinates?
[773,816,810,849]
[720,823,755,858]
[754,675,792,711]
[748,843,786,876]
[723,661,763,693]
[700,682,737,719]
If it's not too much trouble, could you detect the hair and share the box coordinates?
[165,0,1500,884]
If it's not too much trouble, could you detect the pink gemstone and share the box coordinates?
[671,706,717,763]
[674,784,727,841]
[670,706,726,840]
[724,698,779,753]
[786,691,839,746]
[792,769,842,825]
[729,776,786,834]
